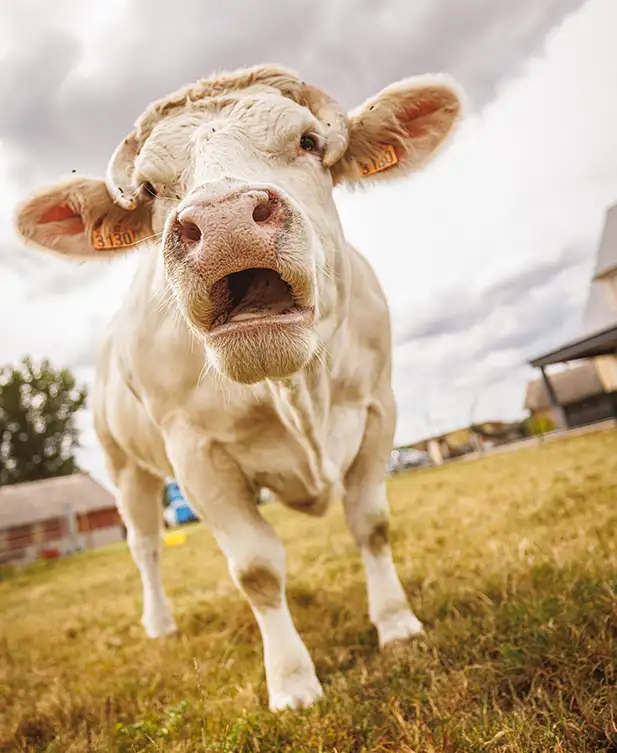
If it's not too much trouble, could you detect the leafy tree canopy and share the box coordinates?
[0,357,87,486]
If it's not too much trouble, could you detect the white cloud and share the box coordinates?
[0,254,140,368]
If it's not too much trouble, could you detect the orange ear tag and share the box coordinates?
[92,227,137,251]
[359,144,399,177]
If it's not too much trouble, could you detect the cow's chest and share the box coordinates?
[225,396,367,509]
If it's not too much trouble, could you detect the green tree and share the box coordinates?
[0,357,87,486]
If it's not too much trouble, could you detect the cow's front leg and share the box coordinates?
[167,428,322,710]
[344,482,424,647]
[344,401,424,648]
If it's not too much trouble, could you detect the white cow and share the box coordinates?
[15,65,462,710]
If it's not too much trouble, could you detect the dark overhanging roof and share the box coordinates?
[530,323,617,368]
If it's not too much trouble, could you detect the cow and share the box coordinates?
[14,65,463,710]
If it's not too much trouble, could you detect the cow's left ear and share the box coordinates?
[331,75,464,186]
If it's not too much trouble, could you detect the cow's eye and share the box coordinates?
[143,182,158,197]
[299,133,320,154]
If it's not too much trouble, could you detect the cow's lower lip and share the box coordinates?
[209,307,314,336]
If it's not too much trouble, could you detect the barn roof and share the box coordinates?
[524,361,606,411]
[529,323,617,368]
[0,473,116,530]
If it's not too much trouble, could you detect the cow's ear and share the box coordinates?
[332,75,464,187]
[14,175,153,260]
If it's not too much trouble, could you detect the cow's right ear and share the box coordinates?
[14,175,153,260]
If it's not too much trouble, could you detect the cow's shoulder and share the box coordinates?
[329,245,392,394]
[346,244,391,344]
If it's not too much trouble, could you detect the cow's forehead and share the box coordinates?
[133,65,306,138]
[136,91,317,166]
[151,87,310,130]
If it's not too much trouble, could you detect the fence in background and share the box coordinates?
[453,418,616,465]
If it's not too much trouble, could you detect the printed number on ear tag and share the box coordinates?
[92,227,137,250]
[360,145,399,177]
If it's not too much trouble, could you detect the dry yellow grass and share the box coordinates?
[1,430,617,752]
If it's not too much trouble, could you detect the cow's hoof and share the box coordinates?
[142,609,178,639]
[378,609,424,649]
[268,672,323,711]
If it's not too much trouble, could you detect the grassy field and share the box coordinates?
[1,431,617,752]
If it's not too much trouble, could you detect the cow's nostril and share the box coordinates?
[252,201,273,224]
[178,219,202,243]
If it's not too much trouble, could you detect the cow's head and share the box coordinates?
[14,65,463,384]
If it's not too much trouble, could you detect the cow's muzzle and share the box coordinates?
[165,186,315,337]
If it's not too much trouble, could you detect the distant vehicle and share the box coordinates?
[387,452,399,475]
[162,481,198,527]
[387,448,429,474]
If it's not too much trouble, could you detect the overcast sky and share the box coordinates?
[1,0,615,488]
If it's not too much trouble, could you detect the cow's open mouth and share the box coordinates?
[209,268,313,335]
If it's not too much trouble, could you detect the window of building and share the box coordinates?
[7,524,34,551]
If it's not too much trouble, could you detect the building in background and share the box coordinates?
[524,360,617,429]
[393,421,526,469]
[527,203,617,428]
[0,473,124,565]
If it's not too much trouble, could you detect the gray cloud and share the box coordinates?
[389,238,594,441]
[0,0,583,183]
[0,31,81,154]
[472,286,583,362]
[397,242,590,344]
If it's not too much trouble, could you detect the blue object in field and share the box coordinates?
[165,481,198,524]
[166,481,184,504]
